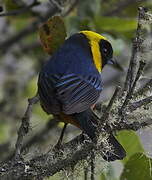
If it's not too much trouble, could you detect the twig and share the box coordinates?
[97,87,121,135]
[134,79,152,97]
[90,151,95,180]
[0,137,94,179]
[131,61,146,92]
[0,4,60,53]
[119,7,149,117]
[63,0,79,17]
[2,119,58,163]
[84,166,88,180]
[113,118,152,131]
[123,7,147,93]
[101,86,121,123]
[0,0,76,54]
[0,117,152,179]
[49,0,63,12]
[14,95,39,159]
[70,166,75,180]
[129,95,152,112]
[120,61,146,112]
[0,1,40,17]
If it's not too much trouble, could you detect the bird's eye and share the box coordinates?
[103,48,108,54]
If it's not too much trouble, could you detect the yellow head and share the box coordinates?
[80,30,114,73]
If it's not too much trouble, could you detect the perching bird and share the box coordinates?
[38,30,126,161]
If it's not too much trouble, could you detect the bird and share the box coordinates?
[38,30,126,161]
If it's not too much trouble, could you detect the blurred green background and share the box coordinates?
[0,0,152,179]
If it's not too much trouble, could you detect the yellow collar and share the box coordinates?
[80,31,107,73]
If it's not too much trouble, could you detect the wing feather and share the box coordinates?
[38,72,102,115]
[38,73,61,114]
[56,74,102,114]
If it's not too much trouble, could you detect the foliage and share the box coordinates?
[116,130,144,163]
[121,153,152,180]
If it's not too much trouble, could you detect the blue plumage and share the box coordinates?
[41,33,100,76]
[38,33,103,115]
[38,31,126,161]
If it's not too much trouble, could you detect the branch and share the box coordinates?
[0,0,79,54]
[134,78,152,97]
[62,0,79,17]
[0,1,40,17]
[123,7,147,93]
[0,2,60,53]
[94,87,121,128]
[120,61,146,112]
[129,95,152,112]
[119,7,149,119]
[113,118,152,131]
[101,86,121,123]
[49,0,63,12]
[14,95,39,159]
[1,119,59,163]
[0,117,151,179]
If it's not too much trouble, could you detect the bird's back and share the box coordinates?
[42,33,100,76]
[38,33,102,115]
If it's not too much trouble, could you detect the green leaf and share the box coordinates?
[94,16,137,33]
[120,153,152,180]
[116,130,144,163]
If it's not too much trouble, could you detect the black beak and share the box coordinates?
[107,58,124,71]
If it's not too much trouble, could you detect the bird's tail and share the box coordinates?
[72,109,126,161]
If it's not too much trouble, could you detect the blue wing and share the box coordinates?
[38,33,103,114]
[38,72,102,115]
[38,73,61,114]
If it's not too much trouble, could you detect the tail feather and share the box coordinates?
[72,109,126,161]
[102,134,126,161]
[72,109,97,140]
